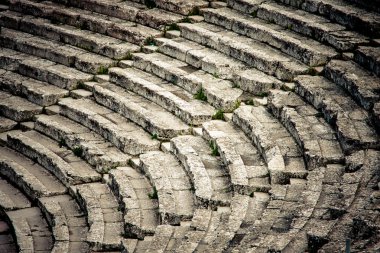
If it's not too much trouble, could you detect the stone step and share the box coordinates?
[0,91,42,122]
[108,166,159,239]
[0,10,140,59]
[314,150,380,252]
[232,105,308,181]
[71,182,125,251]
[132,52,244,111]
[295,75,380,153]
[153,0,209,15]
[0,116,17,133]
[134,224,190,252]
[156,37,284,95]
[58,97,160,155]
[5,207,54,252]
[268,90,345,168]
[34,114,131,173]
[93,82,191,139]
[344,0,380,13]
[10,0,163,45]
[232,178,317,252]
[18,58,94,91]
[0,215,18,253]
[37,194,90,253]
[202,120,271,194]
[0,47,94,91]
[354,46,380,78]
[194,194,250,252]
[6,130,101,187]
[203,7,338,66]
[0,177,31,211]
[279,0,380,37]
[156,37,248,79]
[0,146,67,200]
[0,69,69,106]
[49,0,184,30]
[0,28,116,75]
[229,191,270,248]
[109,67,215,126]
[170,135,232,207]
[0,47,36,72]
[178,22,309,81]
[324,60,380,111]
[227,0,369,51]
[138,151,195,225]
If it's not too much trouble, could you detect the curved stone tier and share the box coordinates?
[0,0,379,251]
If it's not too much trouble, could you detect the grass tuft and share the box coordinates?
[194,88,207,101]
[148,186,158,199]
[209,141,220,156]
[212,110,224,120]
[73,146,83,157]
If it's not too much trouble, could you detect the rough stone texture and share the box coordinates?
[179,22,309,81]
[295,75,380,153]
[139,151,194,224]
[58,97,160,155]
[324,60,380,111]
[0,146,67,200]
[0,90,42,121]
[108,166,159,239]
[0,116,17,133]
[132,52,244,111]
[0,69,69,106]
[6,207,54,252]
[93,82,191,139]
[34,114,131,173]
[171,135,232,207]
[38,195,90,253]
[72,182,125,251]
[6,130,101,187]
[203,7,338,66]
[202,120,271,194]
[354,46,380,78]
[0,177,31,211]
[268,90,345,168]
[109,66,215,125]
[0,0,379,252]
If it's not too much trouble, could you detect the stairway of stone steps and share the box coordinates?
[0,0,379,252]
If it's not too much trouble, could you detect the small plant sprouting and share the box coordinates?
[194,88,207,101]
[144,36,156,46]
[32,157,38,164]
[286,24,293,30]
[245,99,255,106]
[145,0,156,8]
[166,23,180,31]
[209,141,220,156]
[233,100,241,111]
[151,133,158,140]
[97,66,109,75]
[148,186,158,199]
[251,10,258,17]
[315,112,324,118]
[77,81,86,89]
[59,138,67,148]
[188,6,200,16]
[212,110,224,120]
[213,72,220,78]
[73,146,83,158]
[256,92,269,98]
[181,16,192,23]
[123,52,133,61]
[307,67,317,76]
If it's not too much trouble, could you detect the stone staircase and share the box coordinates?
[0,0,379,252]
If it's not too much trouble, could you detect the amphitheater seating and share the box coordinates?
[0,0,379,252]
